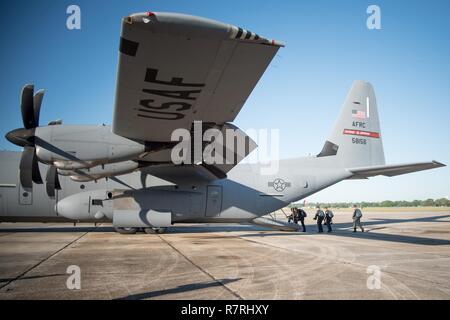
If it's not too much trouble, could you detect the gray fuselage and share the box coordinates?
[0,150,350,223]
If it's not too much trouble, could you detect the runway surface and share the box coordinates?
[0,210,450,299]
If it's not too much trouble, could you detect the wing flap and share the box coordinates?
[140,164,223,184]
[347,161,445,179]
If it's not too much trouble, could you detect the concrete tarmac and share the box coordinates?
[0,210,450,299]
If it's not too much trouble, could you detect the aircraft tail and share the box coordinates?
[317,80,385,168]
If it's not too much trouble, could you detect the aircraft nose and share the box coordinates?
[5,128,34,147]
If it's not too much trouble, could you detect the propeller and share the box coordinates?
[46,165,61,198]
[5,84,61,197]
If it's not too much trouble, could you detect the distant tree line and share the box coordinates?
[292,198,450,208]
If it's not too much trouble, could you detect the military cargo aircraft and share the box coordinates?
[0,12,445,234]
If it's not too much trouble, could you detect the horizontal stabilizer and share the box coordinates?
[347,161,445,179]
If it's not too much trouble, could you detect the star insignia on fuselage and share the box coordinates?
[268,178,291,192]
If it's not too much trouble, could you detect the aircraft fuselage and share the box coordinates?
[0,151,350,224]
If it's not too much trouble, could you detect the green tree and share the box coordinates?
[435,198,449,207]
[422,199,435,207]
[380,200,394,207]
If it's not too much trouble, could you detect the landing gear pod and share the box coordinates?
[113,210,172,228]
[57,189,179,229]
[56,189,113,220]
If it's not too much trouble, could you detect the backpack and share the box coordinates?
[299,209,307,218]
[327,211,334,218]
[354,209,362,218]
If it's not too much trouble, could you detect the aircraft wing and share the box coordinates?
[347,161,446,179]
[112,12,282,142]
[139,163,228,185]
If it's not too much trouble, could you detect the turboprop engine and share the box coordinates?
[34,125,146,170]
[4,84,149,197]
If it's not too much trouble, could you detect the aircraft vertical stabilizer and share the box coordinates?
[318,81,385,168]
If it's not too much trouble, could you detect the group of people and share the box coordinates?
[288,204,365,233]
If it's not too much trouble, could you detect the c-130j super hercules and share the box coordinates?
[0,12,445,234]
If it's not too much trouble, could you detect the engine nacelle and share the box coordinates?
[65,161,140,182]
[35,125,145,169]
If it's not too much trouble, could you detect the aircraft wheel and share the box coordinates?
[144,227,167,234]
[114,227,138,234]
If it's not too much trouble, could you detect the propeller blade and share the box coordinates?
[46,165,61,198]
[19,146,34,190]
[46,165,56,198]
[55,168,62,190]
[21,84,36,129]
[31,149,43,184]
[33,89,44,127]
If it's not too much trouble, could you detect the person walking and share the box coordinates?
[288,207,295,223]
[324,207,334,233]
[313,206,325,233]
[352,204,364,232]
[297,207,307,232]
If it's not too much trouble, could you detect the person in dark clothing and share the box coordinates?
[293,208,299,224]
[352,204,364,232]
[313,206,325,233]
[288,207,295,223]
[324,207,334,233]
[296,208,307,232]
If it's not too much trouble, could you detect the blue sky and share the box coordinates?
[0,0,449,202]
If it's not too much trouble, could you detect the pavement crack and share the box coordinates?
[0,226,96,291]
[157,235,243,300]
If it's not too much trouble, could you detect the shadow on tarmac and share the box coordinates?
[114,278,241,300]
[0,273,66,284]
[1,214,449,245]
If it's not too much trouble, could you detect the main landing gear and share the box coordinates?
[114,227,168,234]
[144,227,167,234]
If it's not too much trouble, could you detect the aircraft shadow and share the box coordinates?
[330,214,450,229]
[0,225,267,234]
[1,214,448,245]
[114,278,241,300]
[0,273,66,284]
[167,224,272,234]
[237,229,450,246]
[0,226,115,233]
[236,213,450,246]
